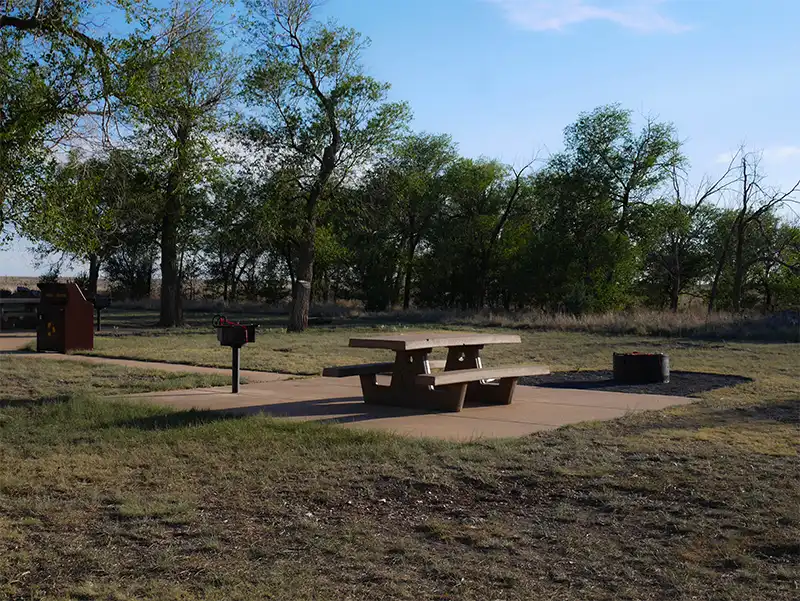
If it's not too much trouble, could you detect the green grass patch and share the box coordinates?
[0,356,228,405]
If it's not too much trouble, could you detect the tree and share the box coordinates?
[123,1,236,326]
[643,154,740,311]
[243,0,410,331]
[753,218,800,311]
[706,152,799,312]
[203,173,276,301]
[1,1,155,232]
[730,154,799,311]
[364,133,458,309]
[564,105,684,234]
[528,105,685,312]
[414,158,534,310]
[18,149,135,296]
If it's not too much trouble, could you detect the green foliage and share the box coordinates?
[202,172,282,301]
[243,2,411,189]
[0,0,156,232]
[346,132,458,309]
[19,150,124,258]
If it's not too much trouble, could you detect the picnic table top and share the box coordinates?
[348,332,522,352]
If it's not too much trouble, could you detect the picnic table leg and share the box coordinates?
[444,345,483,371]
[360,349,433,406]
[390,349,433,393]
[443,345,517,405]
[386,349,467,411]
[445,345,489,404]
[479,376,518,405]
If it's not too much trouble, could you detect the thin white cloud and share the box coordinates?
[763,145,800,162]
[716,146,800,165]
[715,151,737,165]
[484,0,688,33]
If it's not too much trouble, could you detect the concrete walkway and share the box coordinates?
[0,333,34,351]
[0,333,288,383]
[1,333,694,440]
[22,352,290,384]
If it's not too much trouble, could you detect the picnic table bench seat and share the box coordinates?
[322,362,395,377]
[323,359,446,378]
[416,364,549,387]
[416,364,550,411]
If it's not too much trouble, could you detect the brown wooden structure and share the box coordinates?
[36,283,94,353]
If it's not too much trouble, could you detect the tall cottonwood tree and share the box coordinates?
[243,0,410,331]
[124,1,235,326]
[563,105,684,237]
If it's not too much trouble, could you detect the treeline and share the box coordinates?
[2,1,799,330]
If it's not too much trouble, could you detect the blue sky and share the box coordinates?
[2,0,798,276]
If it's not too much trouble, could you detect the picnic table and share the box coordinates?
[323,332,549,412]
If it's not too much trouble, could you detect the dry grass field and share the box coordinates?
[78,324,797,378]
[1,316,798,600]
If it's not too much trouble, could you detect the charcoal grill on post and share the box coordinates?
[213,315,258,393]
[92,294,112,332]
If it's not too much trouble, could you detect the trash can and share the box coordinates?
[37,283,94,353]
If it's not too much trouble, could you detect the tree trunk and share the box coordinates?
[288,225,315,332]
[670,236,681,313]
[402,238,417,310]
[763,276,773,313]
[732,220,746,312]
[284,243,296,289]
[669,280,680,313]
[159,123,189,327]
[669,250,680,312]
[87,254,100,298]
[159,192,182,327]
[708,225,734,315]
[707,254,725,315]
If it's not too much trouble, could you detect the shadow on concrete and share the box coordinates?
[521,370,753,398]
[218,396,429,423]
[113,396,433,430]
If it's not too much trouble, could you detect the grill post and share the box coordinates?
[232,346,241,393]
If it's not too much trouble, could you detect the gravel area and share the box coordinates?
[520,370,752,397]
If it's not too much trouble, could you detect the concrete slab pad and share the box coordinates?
[122,376,695,441]
[2,342,695,440]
